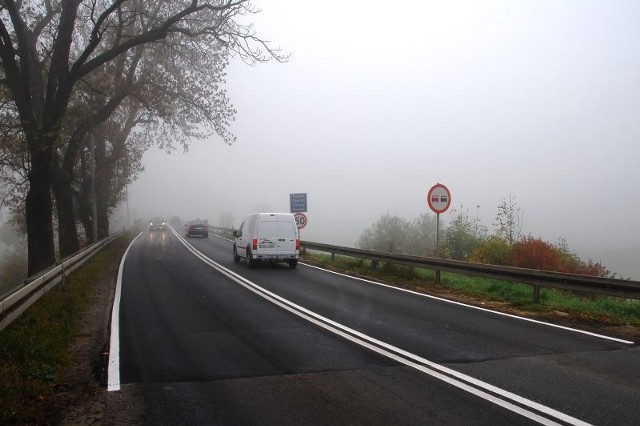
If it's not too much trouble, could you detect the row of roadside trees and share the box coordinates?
[0,1,283,276]
[357,195,613,278]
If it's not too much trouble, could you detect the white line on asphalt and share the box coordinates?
[107,231,142,392]
[300,263,635,345]
[212,235,632,345]
[174,230,592,426]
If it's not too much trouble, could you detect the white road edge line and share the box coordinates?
[176,230,591,426]
[300,263,634,345]
[214,234,632,345]
[107,231,143,392]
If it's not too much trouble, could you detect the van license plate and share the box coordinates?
[259,243,275,248]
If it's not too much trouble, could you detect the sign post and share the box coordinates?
[291,194,308,252]
[427,183,452,284]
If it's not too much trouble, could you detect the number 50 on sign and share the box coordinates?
[294,212,308,229]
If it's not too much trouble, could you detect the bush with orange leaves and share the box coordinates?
[511,236,612,278]
[511,237,561,271]
[471,236,613,278]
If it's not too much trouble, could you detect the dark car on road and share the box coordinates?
[185,220,208,238]
[149,217,166,232]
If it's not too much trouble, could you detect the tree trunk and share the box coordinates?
[52,164,80,257]
[95,137,110,239]
[78,183,94,244]
[26,140,56,276]
[97,200,110,238]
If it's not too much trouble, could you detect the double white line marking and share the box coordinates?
[173,231,591,426]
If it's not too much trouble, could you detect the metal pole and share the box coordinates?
[90,133,98,242]
[436,213,441,284]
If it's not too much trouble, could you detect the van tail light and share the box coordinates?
[252,239,258,250]
[295,239,300,250]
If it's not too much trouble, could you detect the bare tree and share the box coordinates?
[75,108,145,241]
[0,0,284,274]
[493,194,523,245]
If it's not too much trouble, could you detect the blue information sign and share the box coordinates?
[290,193,307,213]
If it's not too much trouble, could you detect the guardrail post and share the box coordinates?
[331,252,335,261]
[372,260,378,270]
[533,285,540,303]
[61,262,66,287]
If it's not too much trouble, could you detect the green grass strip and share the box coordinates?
[0,232,135,425]
[302,252,640,328]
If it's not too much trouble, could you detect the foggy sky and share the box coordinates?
[125,1,640,278]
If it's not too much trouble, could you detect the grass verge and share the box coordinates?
[0,231,135,425]
[301,252,640,338]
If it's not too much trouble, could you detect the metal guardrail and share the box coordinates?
[0,230,125,331]
[113,223,640,298]
[14,225,630,331]
[299,241,640,302]
[205,226,640,301]
[208,225,235,239]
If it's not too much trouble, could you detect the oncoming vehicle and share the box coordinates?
[149,217,166,232]
[185,220,209,238]
[233,213,299,269]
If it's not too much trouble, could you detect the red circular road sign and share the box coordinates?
[427,183,451,214]
[294,212,308,229]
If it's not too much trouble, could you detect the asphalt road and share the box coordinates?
[109,227,640,425]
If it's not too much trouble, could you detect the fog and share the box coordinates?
[124,1,640,278]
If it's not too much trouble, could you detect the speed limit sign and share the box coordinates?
[294,212,308,229]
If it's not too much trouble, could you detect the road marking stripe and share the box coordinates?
[107,232,143,392]
[301,263,634,345]
[175,231,592,425]
[214,235,632,345]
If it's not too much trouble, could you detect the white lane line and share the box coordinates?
[300,263,634,345]
[107,231,143,392]
[209,235,632,345]
[174,231,591,425]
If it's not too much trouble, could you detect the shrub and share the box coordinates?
[511,237,561,270]
[470,237,511,265]
[552,240,612,277]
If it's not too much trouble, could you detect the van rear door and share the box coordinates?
[255,215,278,255]
[275,216,298,256]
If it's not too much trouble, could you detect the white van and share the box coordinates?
[233,213,300,269]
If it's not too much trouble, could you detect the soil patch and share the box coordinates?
[53,256,118,425]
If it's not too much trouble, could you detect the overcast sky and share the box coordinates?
[126,0,639,276]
